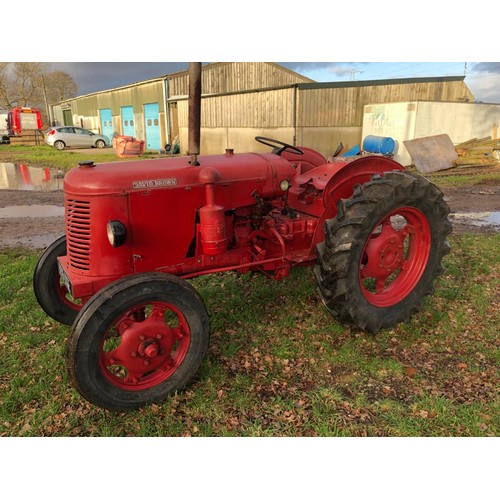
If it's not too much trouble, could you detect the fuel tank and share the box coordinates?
[64,152,296,200]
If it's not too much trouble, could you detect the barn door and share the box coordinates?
[144,103,161,150]
[99,108,113,141]
[121,106,135,137]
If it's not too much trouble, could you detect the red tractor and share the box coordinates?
[33,136,451,411]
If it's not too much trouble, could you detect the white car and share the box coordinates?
[45,126,110,150]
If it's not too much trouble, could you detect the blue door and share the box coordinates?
[144,103,161,150]
[99,108,113,141]
[121,106,135,137]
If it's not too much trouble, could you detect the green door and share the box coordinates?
[63,109,73,126]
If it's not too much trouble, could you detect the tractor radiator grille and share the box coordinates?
[66,199,91,271]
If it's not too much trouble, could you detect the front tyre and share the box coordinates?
[95,139,106,148]
[66,273,210,411]
[33,235,81,325]
[315,171,451,333]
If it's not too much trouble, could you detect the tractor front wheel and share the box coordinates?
[66,273,210,411]
[315,171,451,333]
[33,235,81,325]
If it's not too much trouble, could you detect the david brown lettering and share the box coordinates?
[132,178,178,189]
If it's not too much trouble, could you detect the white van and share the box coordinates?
[0,112,9,143]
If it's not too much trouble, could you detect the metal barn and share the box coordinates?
[52,64,474,157]
[52,62,313,151]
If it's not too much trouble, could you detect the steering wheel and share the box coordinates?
[255,136,304,156]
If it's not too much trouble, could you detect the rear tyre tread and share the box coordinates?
[315,171,451,334]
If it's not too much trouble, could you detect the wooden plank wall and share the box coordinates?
[169,62,310,96]
[298,80,474,127]
[176,87,295,128]
[175,79,472,130]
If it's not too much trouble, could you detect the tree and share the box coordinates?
[13,62,48,107]
[44,70,78,104]
[0,62,16,109]
[0,62,78,115]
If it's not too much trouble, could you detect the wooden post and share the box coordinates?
[188,62,202,166]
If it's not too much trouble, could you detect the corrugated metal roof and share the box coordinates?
[60,77,166,103]
[60,62,313,103]
[161,62,314,83]
[298,75,466,90]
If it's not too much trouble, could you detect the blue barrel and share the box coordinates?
[363,135,395,155]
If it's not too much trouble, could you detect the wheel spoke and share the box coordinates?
[115,317,134,335]
[123,373,139,384]
[171,325,186,340]
[400,226,410,238]
[104,344,127,367]
[375,278,386,294]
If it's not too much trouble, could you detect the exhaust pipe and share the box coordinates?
[188,62,202,166]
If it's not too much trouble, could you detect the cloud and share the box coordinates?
[37,61,500,104]
[49,62,189,95]
[279,62,338,72]
[467,73,500,102]
[472,62,500,74]
[281,62,367,75]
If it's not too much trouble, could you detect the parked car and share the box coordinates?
[45,126,110,150]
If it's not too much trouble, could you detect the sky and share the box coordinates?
[7,3,500,104]
[47,61,500,103]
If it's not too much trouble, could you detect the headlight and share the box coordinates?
[280,179,290,191]
[107,220,127,247]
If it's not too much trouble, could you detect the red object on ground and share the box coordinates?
[113,135,145,157]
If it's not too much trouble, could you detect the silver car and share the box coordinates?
[45,126,110,150]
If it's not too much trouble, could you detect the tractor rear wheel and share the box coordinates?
[315,171,451,333]
[66,273,210,411]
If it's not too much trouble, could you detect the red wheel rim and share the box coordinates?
[359,206,431,307]
[55,273,81,311]
[99,301,191,390]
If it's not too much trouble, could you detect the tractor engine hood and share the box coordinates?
[64,152,297,198]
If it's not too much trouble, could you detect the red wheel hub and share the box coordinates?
[359,207,431,307]
[99,302,191,390]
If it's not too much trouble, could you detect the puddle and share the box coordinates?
[449,211,500,230]
[0,205,64,218]
[0,233,65,249]
[0,163,64,191]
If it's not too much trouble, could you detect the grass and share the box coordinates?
[0,144,166,170]
[0,233,498,437]
[425,171,499,188]
[1,145,498,189]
